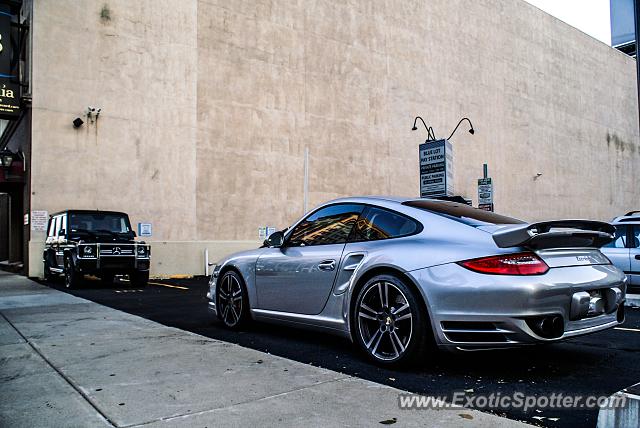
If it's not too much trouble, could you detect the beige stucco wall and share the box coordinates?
[27,0,640,276]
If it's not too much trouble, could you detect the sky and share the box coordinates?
[523,0,612,45]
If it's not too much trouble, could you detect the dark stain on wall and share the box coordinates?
[606,132,637,154]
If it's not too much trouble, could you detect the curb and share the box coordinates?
[597,382,640,427]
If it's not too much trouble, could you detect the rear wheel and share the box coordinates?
[353,274,431,367]
[216,270,250,329]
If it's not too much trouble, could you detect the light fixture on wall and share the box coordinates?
[72,117,84,128]
[86,107,102,124]
[411,116,436,141]
[446,117,475,140]
[0,148,15,168]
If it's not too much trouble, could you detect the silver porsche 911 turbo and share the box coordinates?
[207,197,627,366]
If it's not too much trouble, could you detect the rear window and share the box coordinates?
[403,200,524,226]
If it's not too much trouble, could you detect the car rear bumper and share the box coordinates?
[410,263,627,350]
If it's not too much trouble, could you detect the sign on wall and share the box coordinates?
[30,210,48,232]
[477,177,494,212]
[258,226,276,240]
[0,10,20,120]
[419,139,453,198]
[138,223,152,237]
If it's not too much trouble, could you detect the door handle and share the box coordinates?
[635,255,640,260]
[318,260,336,271]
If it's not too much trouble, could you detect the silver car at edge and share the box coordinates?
[601,211,640,290]
[207,197,627,366]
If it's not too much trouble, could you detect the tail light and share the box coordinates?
[458,252,549,275]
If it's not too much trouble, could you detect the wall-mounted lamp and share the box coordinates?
[533,172,543,180]
[72,117,84,128]
[446,117,474,141]
[411,116,436,141]
[0,148,15,168]
[86,107,102,124]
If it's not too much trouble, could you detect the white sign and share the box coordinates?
[259,226,277,240]
[419,139,453,198]
[138,223,152,237]
[30,210,48,232]
[477,177,493,204]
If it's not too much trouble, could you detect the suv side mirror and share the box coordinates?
[264,231,285,248]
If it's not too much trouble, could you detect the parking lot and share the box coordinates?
[40,276,640,428]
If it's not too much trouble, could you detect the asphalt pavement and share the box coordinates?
[31,274,640,428]
[1,271,528,428]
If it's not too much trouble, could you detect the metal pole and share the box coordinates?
[635,0,640,131]
[483,163,488,179]
[303,147,309,213]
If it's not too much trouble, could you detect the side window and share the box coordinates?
[604,226,627,248]
[351,206,420,242]
[287,204,364,246]
[47,217,55,237]
[53,216,61,237]
[633,226,640,248]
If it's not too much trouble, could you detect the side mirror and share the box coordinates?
[264,231,285,248]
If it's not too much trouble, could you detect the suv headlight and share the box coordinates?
[136,245,149,258]
[80,245,95,258]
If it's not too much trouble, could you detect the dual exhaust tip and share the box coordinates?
[527,315,564,339]
[527,304,625,340]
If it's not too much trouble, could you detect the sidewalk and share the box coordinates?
[0,271,529,427]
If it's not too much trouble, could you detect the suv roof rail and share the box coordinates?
[624,210,640,216]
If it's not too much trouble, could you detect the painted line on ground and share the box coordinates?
[614,327,640,332]
[148,282,188,290]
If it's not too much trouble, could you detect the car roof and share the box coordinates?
[324,196,426,205]
[612,216,640,225]
[50,209,129,217]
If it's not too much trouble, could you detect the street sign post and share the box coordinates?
[419,139,453,198]
[477,177,494,211]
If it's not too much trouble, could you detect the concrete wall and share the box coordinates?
[27,0,640,276]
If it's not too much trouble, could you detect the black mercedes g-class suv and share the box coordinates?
[43,210,150,288]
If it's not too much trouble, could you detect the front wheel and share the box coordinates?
[216,270,250,329]
[64,256,81,289]
[352,274,432,367]
[43,259,55,282]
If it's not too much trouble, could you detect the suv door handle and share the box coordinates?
[318,260,336,271]
[635,255,640,260]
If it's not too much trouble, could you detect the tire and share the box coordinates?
[130,270,149,287]
[216,270,250,329]
[43,259,55,282]
[64,256,81,289]
[352,274,432,367]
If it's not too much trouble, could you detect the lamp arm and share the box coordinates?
[446,117,473,141]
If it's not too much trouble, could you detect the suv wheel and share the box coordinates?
[43,259,55,282]
[131,270,149,287]
[64,256,80,289]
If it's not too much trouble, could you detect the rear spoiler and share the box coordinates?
[492,220,615,250]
